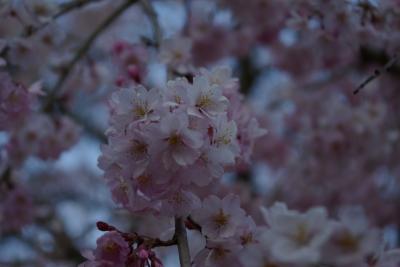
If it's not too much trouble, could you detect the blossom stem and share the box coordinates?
[175,217,191,267]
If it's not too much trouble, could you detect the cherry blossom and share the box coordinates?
[261,202,333,264]
[192,194,246,239]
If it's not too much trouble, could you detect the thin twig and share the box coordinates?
[149,237,177,248]
[0,166,13,189]
[96,221,177,248]
[175,217,191,267]
[354,53,398,94]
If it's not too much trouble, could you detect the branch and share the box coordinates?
[140,0,162,47]
[354,47,400,94]
[96,221,177,249]
[61,107,107,143]
[354,52,398,94]
[22,0,105,37]
[150,237,177,248]
[175,217,191,267]
[0,166,13,189]
[46,0,138,100]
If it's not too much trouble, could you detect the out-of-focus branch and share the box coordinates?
[141,0,162,47]
[23,0,105,37]
[0,166,13,189]
[239,56,260,96]
[175,217,191,267]
[62,107,107,143]
[46,0,139,102]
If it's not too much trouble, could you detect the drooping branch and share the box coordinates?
[46,0,139,101]
[22,0,105,37]
[140,0,162,47]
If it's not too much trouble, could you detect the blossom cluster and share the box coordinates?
[0,184,34,234]
[0,72,33,131]
[0,73,79,168]
[193,201,400,267]
[256,80,400,225]
[80,228,163,267]
[98,66,265,216]
[112,41,149,87]
[82,198,400,267]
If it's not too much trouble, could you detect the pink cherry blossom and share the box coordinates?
[192,194,246,239]
[261,202,333,264]
[0,185,34,233]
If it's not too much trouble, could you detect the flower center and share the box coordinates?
[137,175,151,186]
[174,95,182,104]
[216,132,232,145]
[294,223,310,245]
[240,233,253,245]
[134,105,148,117]
[168,134,181,146]
[169,192,184,205]
[104,241,117,253]
[197,93,213,109]
[212,246,228,260]
[213,209,230,228]
[131,142,147,156]
[335,231,359,252]
[117,177,129,193]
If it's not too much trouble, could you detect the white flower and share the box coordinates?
[261,202,333,264]
[154,111,203,169]
[188,75,228,117]
[207,115,240,165]
[374,249,400,267]
[192,194,246,239]
[323,206,381,265]
[110,85,161,124]
[160,36,192,72]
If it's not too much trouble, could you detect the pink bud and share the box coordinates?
[138,248,149,259]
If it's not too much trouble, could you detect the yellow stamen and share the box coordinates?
[213,209,230,228]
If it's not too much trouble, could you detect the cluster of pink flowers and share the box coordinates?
[190,197,400,267]
[0,184,34,234]
[0,72,79,167]
[0,72,33,131]
[99,65,265,216]
[80,229,163,267]
[113,41,149,87]
[7,113,80,166]
[191,194,255,267]
[83,198,400,267]
[255,80,400,225]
